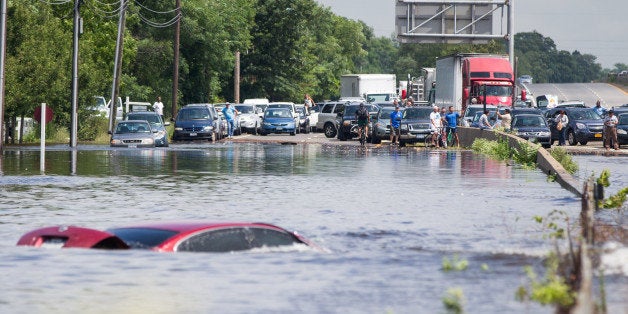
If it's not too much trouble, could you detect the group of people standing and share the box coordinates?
[388,103,461,147]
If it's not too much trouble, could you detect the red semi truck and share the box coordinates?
[434,53,517,113]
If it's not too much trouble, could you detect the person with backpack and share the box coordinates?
[355,103,370,144]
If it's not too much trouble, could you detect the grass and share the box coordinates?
[549,147,578,174]
[471,137,538,168]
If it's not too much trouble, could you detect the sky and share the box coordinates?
[315,0,628,69]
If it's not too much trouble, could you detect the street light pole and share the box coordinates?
[171,0,180,119]
[70,0,81,147]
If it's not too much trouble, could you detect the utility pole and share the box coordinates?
[234,51,240,103]
[70,0,81,147]
[109,0,126,132]
[0,0,7,151]
[171,0,181,119]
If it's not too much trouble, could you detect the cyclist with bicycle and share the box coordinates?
[444,106,461,147]
[429,105,442,147]
[355,103,370,145]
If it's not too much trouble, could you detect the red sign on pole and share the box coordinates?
[33,105,54,124]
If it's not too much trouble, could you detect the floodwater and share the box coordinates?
[0,143,625,313]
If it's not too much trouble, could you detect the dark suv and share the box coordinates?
[173,105,220,141]
[398,106,433,146]
[544,107,603,145]
[337,104,378,141]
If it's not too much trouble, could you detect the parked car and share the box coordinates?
[259,107,297,136]
[510,113,551,148]
[110,120,156,148]
[616,113,628,148]
[126,111,169,147]
[518,75,533,84]
[173,104,221,141]
[611,104,628,116]
[316,101,347,138]
[336,104,379,141]
[16,222,321,253]
[267,102,299,132]
[295,105,311,134]
[397,106,433,146]
[370,106,397,144]
[544,107,604,145]
[235,104,262,134]
[462,104,498,126]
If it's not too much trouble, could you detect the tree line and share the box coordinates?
[4,0,625,141]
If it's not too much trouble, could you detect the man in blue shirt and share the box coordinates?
[221,102,238,138]
[389,106,402,144]
[444,106,460,147]
[593,100,607,117]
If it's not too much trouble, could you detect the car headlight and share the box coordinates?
[144,138,155,144]
[400,124,408,131]
[110,139,122,145]
[618,129,627,135]
[174,127,183,131]
[156,130,166,137]
[576,122,586,129]
[263,122,271,127]
[203,126,213,132]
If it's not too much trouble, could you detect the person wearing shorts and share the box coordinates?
[389,106,402,144]
[445,106,460,147]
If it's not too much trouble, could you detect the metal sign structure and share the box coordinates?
[395,0,514,66]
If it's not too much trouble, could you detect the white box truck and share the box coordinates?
[340,74,397,103]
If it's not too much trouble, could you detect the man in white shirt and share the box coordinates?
[430,106,442,147]
[153,96,164,120]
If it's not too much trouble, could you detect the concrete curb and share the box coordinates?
[458,127,582,197]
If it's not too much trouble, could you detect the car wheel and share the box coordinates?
[324,123,337,138]
[567,130,577,146]
[290,131,296,136]
[579,140,588,145]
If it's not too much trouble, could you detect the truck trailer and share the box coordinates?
[340,74,397,103]
[434,54,516,112]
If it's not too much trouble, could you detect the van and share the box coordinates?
[173,104,221,141]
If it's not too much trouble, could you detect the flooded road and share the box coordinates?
[0,143,625,313]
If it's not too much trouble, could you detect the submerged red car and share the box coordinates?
[17,222,321,253]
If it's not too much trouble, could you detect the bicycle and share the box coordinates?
[445,127,456,147]
[358,125,366,146]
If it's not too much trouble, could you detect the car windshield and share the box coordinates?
[108,228,178,249]
[366,94,393,103]
[403,107,432,119]
[127,114,162,125]
[296,107,307,117]
[235,106,254,114]
[570,110,601,120]
[344,105,361,115]
[115,122,151,134]
[378,108,395,119]
[485,85,513,96]
[265,108,292,118]
[618,114,628,124]
[513,115,547,127]
[178,108,211,120]
[268,104,292,111]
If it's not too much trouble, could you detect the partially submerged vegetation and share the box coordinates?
[471,137,538,168]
